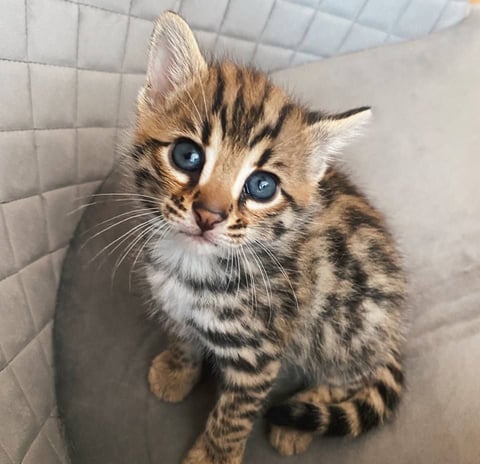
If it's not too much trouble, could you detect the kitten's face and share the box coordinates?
[132,13,370,255]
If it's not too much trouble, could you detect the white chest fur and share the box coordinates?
[145,236,240,335]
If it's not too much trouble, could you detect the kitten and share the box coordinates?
[131,11,406,464]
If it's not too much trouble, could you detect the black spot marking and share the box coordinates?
[273,220,286,238]
[228,223,245,230]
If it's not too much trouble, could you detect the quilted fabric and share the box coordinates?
[55,8,480,464]
[0,0,470,463]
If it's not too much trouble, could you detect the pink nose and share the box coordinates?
[192,202,227,232]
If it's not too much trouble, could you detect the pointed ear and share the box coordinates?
[146,11,207,100]
[305,106,372,177]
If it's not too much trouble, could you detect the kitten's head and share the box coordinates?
[133,12,370,255]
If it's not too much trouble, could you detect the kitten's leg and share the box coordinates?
[183,359,281,464]
[148,336,202,403]
[267,361,404,456]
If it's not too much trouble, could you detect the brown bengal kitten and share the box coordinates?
[132,11,406,464]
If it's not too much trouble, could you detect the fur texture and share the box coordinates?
[130,12,406,464]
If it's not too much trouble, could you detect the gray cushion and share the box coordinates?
[55,8,480,464]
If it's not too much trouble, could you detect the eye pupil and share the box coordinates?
[171,140,204,172]
[244,171,278,201]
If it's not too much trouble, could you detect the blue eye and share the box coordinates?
[171,140,204,172]
[244,171,278,201]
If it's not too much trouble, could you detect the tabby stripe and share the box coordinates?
[223,380,273,394]
[271,104,294,138]
[181,273,245,294]
[165,204,182,218]
[257,148,273,168]
[237,409,259,420]
[376,381,400,411]
[325,405,351,436]
[131,138,169,160]
[201,117,212,145]
[218,352,274,373]
[204,432,233,456]
[386,363,404,385]
[344,206,384,232]
[281,188,297,209]
[193,325,262,349]
[217,423,247,435]
[353,399,381,432]
[134,168,157,188]
[249,104,293,148]
[212,66,225,114]
[265,402,320,431]
[220,105,228,138]
[231,83,245,135]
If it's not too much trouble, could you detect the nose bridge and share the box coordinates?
[197,174,233,213]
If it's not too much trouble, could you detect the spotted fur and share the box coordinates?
[130,12,406,464]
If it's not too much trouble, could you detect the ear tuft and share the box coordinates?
[146,11,206,100]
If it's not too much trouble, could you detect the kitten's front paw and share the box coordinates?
[148,350,201,403]
[182,435,242,464]
[269,425,313,456]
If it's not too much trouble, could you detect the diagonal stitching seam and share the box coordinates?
[385,0,415,42]
[251,0,279,63]
[19,405,62,463]
[288,0,324,66]
[213,0,232,49]
[113,0,134,166]
[429,0,452,32]
[333,0,372,56]
[0,440,14,464]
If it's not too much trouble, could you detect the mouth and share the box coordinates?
[179,229,216,246]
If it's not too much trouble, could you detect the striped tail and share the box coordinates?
[266,363,404,437]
